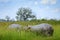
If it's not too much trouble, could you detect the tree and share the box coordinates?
[0,19,6,22]
[5,16,10,21]
[16,7,36,21]
[10,18,15,22]
[16,16,19,21]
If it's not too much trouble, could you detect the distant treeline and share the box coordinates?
[0,19,60,27]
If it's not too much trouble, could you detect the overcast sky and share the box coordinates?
[0,0,60,20]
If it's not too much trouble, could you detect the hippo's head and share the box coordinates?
[43,27,54,36]
[23,25,31,31]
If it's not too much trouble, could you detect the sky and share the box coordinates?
[0,0,60,20]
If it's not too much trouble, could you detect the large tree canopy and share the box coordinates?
[16,7,36,21]
[5,16,10,21]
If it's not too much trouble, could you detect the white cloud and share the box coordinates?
[40,0,57,5]
[40,0,49,5]
[50,0,56,5]
[34,1,38,5]
[51,8,60,13]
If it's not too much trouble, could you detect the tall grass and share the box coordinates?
[0,20,60,40]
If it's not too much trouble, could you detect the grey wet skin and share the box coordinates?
[26,23,54,36]
[8,24,22,31]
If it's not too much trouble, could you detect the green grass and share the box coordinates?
[0,22,60,40]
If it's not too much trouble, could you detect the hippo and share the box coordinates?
[26,23,54,36]
[8,24,22,32]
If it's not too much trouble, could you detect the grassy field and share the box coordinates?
[0,21,60,40]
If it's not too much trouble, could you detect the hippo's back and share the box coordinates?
[30,23,52,31]
[39,23,52,29]
[9,24,21,29]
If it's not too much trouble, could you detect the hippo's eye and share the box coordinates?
[48,32,50,34]
[28,27,30,29]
